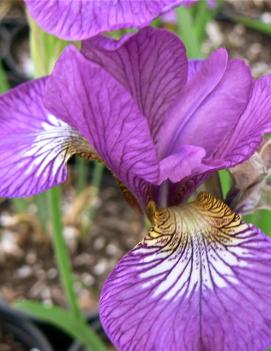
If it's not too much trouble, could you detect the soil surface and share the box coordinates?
[0,325,25,351]
[204,19,271,77]
[0,171,144,311]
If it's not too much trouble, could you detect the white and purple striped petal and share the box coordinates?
[101,193,271,351]
[0,78,93,197]
[25,0,196,40]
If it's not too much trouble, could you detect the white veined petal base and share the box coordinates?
[100,192,271,351]
[0,78,98,197]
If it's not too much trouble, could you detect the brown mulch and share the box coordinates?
[0,325,25,351]
[0,178,144,311]
[203,0,271,77]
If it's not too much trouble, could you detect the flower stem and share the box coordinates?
[157,181,169,208]
[258,210,271,235]
[219,170,232,199]
[48,187,82,320]
[27,14,105,350]
[76,157,88,194]
[176,7,202,59]
[82,162,104,237]
[12,198,28,213]
[48,187,105,351]
[33,193,48,233]
[0,60,9,93]
[205,173,223,199]
[88,162,104,226]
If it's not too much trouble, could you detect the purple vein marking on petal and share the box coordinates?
[0,78,91,197]
[216,74,271,167]
[157,48,229,158]
[82,27,188,143]
[25,0,197,40]
[45,45,160,206]
[100,193,271,351]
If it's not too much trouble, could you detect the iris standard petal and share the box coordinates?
[159,144,209,183]
[45,46,159,205]
[157,48,229,158]
[179,59,252,154]
[158,49,253,159]
[187,59,204,80]
[215,74,271,166]
[185,60,271,171]
[82,27,187,142]
[0,78,94,197]
[25,0,195,41]
[101,192,271,351]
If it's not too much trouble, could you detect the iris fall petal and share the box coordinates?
[0,79,93,197]
[101,193,271,351]
[25,0,195,40]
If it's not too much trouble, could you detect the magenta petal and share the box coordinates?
[159,144,209,183]
[45,46,159,205]
[216,74,271,166]
[100,193,271,351]
[161,10,177,24]
[158,50,253,160]
[187,59,204,80]
[157,48,228,157]
[0,79,84,197]
[180,59,252,154]
[25,0,196,40]
[82,28,187,142]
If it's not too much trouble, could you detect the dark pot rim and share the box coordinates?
[0,300,53,351]
[5,22,31,79]
[0,25,10,59]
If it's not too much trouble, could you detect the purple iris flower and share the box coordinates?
[25,0,196,40]
[1,27,271,350]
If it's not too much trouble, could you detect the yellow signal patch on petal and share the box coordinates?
[101,192,271,351]
[145,192,243,249]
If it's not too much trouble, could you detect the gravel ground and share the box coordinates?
[0,174,144,311]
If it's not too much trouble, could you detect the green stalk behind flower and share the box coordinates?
[21,14,106,350]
